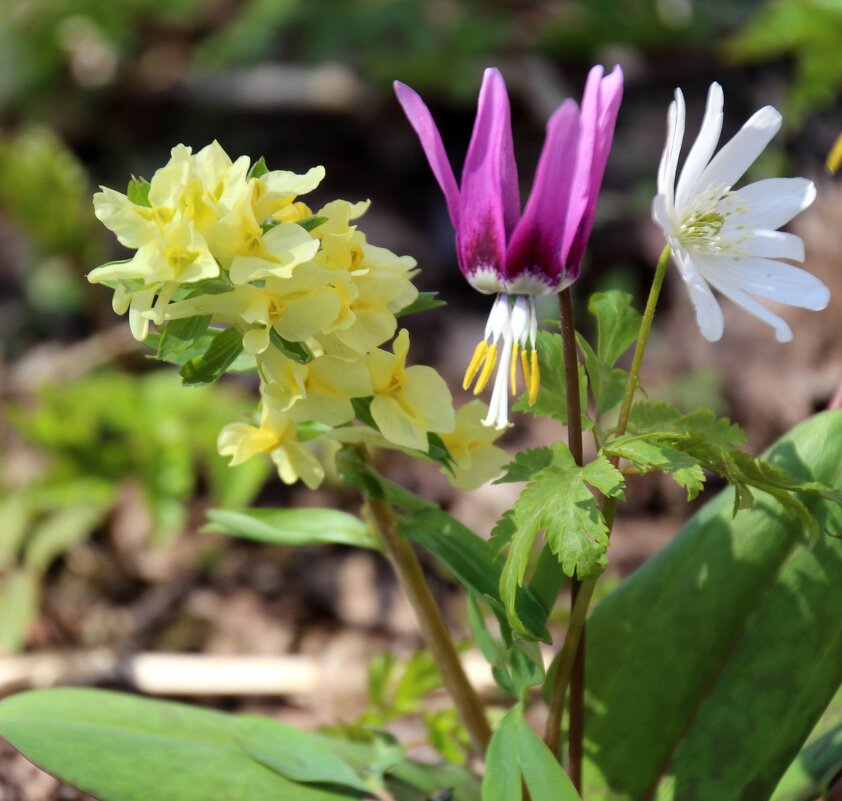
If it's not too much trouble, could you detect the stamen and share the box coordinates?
[509,343,519,394]
[521,348,530,388]
[473,343,498,394]
[463,341,488,389]
[528,350,540,406]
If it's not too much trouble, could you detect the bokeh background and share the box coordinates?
[1,0,841,796]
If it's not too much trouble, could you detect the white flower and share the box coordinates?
[653,82,829,342]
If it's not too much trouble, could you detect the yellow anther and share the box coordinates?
[528,349,540,405]
[509,343,520,395]
[520,348,530,388]
[463,341,489,390]
[473,343,498,394]
[828,131,842,175]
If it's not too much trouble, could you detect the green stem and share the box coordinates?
[543,246,671,768]
[357,448,492,755]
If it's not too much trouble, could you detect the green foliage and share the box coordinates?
[582,411,842,801]
[483,705,581,801]
[608,401,842,533]
[269,327,313,364]
[728,0,842,124]
[204,507,381,550]
[156,315,212,361]
[126,176,151,207]
[512,330,591,429]
[0,688,479,800]
[396,291,446,318]
[179,326,246,386]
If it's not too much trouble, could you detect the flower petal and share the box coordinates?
[657,89,686,205]
[743,230,805,262]
[695,255,794,341]
[696,254,829,311]
[672,247,724,341]
[692,105,782,195]
[458,68,519,285]
[505,100,579,289]
[730,178,816,230]
[393,80,461,230]
[563,65,624,275]
[675,82,723,211]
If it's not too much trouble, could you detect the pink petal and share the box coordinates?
[458,68,520,284]
[563,65,624,278]
[394,80,461,229]
[505,99,580,290]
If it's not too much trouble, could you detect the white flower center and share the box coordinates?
[676,186,749,257]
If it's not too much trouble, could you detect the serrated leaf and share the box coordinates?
[396,291,446,318]
[512,330,591,429]
[588,290,642,368]
[179,327,244,386]
[603,434,706,500]
[628,401,746,449]
[494,444,574,485]
[576,333,629,418]
[126,176,151,207]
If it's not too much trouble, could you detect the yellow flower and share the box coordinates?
[218,400,324,489]
[254,166,325,222]
[439,401,509,489]
[260,348,372,426]
[367,329,454,451]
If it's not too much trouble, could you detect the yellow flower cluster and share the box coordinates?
[90,142,507,490]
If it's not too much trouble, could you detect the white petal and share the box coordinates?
[651,193,671,235]
[657,90,686,206]
[696,257,793,342]
[672,247,724,341]
[697,255,829,310]
[743,230,805,262]
[692,105,782,195]
[675,83,724,210]
[730,178,816,230]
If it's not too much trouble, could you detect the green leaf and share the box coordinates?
[126,176,151,207]
[398,508,550,643]
[248,156,269,179]
[269,327,313,364]
[396,291,446,318]
[628,401,746,449]
[0,570,38,653]
[588,290,642,368]
[156,315,212,360]
[512,330,591,429]
[576,333,629,419]
[602,434,706,500]
[297,215,328,232]
[494,444,573,485]
[236,716,370,793]
[204,507,381,550]
[0,688,358,801]
[179,327,245,386]
[0,496,32,570]
[25,501,111,574]
[145,330,256,373]
[582,410,842,801]
[483,706,581,801]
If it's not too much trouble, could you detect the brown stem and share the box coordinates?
[544,288,585,786]
[360,451,492,755]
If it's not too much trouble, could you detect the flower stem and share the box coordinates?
[358,448,492,755]
[543,246,671,770]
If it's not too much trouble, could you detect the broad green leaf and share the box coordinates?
[236,716,370,793]
[396,291,446,318]
[483,706,581,801]
[0,688,355,801]
[0,688,478,801]
[145,330,256,372]
[156,315,212,360]
[588,290,642,368]
[512,330,591,429]
[270,327,313,364]
[179,326,245,385]
[0,570,38,653]
[583,410,842,801]
[771,685,842,800]
[204,507,381,550]
[0,496,32,569]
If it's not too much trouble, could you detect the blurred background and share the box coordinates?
[1,0,841,796]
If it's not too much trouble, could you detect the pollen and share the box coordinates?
[473,343,498,394]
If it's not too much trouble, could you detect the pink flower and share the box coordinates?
[394,66,623,428]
